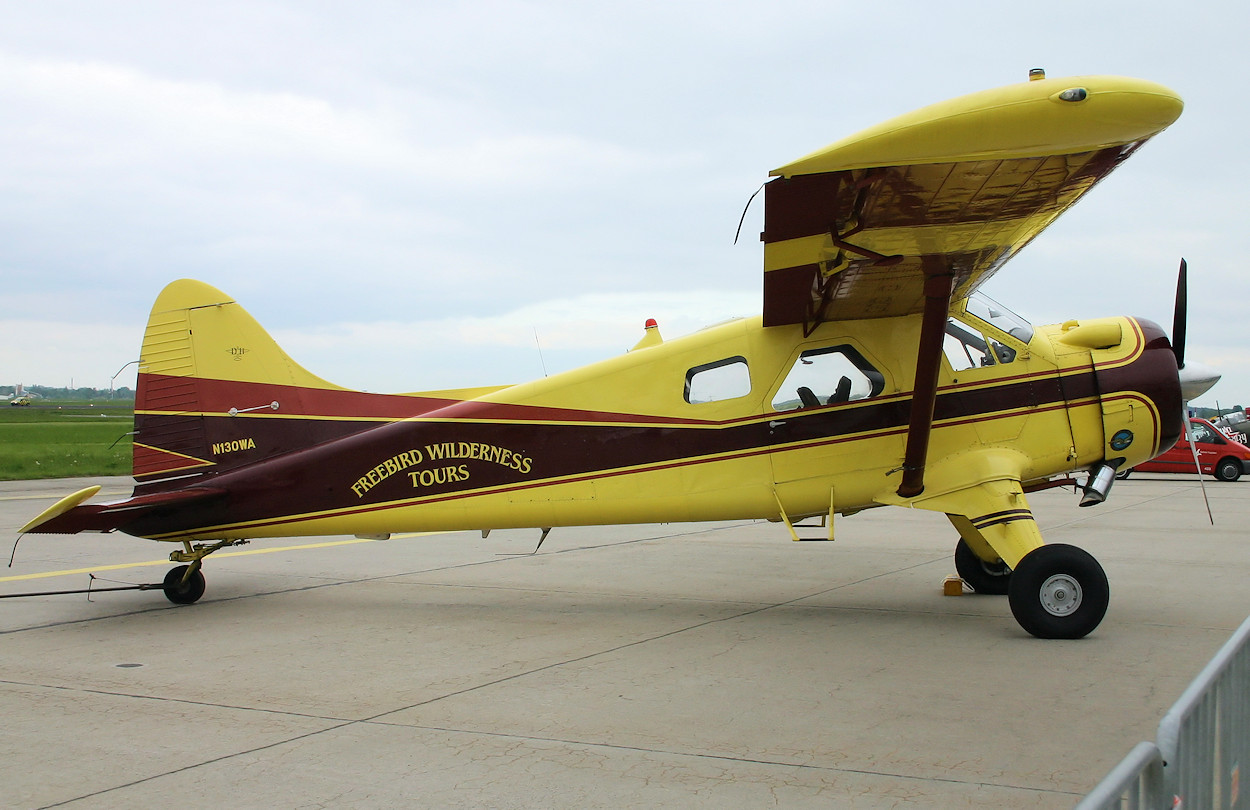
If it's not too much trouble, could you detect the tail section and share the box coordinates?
[24,278,495,536]
[133,279,355,486]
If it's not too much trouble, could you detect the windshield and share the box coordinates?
[963,293,1034,344]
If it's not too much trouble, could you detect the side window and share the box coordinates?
[771,345,884,411]
[685,357,751,404]
[944,319,1017,371]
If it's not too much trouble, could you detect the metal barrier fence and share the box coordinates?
[1076,615,1250,809]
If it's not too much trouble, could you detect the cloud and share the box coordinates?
[272,288,762,390]
[3,2,1250,408]
[0,288,762,394]
[0,51,667,190]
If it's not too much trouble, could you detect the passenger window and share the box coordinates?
[685,357,751,404]
[771,345,884,411]
[944,319,1016,371]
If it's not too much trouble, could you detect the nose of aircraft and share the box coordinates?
[1179,360,1221,402]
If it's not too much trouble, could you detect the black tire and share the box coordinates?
[954,539,1012,595]
[1215,458,1242,482]
[1008,544,1108,639]
[1115,468,1132,480]
[163,565,206,605]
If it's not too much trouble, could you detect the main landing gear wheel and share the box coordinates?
[163,565,206,605]
[1008,544,1108,639]
[954,539,1012,595]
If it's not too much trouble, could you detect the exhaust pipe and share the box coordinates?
[1080,461,1122,507]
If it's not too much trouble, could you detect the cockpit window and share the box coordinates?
[685,356,751,404]
[964,293,1034,344]
[945,293,1033,371]
[944,319,1016,370]
[771,345,884,411]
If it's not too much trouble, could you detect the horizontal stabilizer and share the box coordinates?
[20,486,225,535]
[19,486,101,534]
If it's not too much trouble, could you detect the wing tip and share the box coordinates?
[772,74,1182,178]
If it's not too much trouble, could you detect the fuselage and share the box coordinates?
[122,302,1182,542]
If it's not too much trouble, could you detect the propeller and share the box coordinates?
[1172,257,1187,369]
[1172,257,1221,399]
[1171,257,1215,524]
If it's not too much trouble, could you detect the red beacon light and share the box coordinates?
[629,318,664,352]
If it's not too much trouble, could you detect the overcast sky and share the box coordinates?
[2,1,1247,407]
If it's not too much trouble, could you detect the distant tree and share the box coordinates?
[19,385,134,401]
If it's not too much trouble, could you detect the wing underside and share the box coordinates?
[761,75,1183,330]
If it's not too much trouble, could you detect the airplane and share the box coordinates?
[19,70,1219,639]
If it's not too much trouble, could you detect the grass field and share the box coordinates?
[0,402,133,480]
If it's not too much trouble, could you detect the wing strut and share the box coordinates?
[896,264,954,498]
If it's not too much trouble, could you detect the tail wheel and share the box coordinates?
[163,565,206,605]
[1008,544,1108,639]
[954,539,1011,595]
[1215,458,1242,482]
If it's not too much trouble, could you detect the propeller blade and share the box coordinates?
[1172,257,1188,369]
[1182,412,1215,525]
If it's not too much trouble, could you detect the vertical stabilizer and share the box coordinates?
[133,279,348,486]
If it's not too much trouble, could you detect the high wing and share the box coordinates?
[761,74,1184,331]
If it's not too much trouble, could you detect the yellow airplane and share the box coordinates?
[20,71,1216,639]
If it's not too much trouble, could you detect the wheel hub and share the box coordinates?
[1039,574,1083,617]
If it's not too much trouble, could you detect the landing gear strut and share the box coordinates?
[161,538,246,605]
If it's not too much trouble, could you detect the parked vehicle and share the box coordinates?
[1213,410,1250,444]
[1124,418,1250,481]
[8,397,30,406]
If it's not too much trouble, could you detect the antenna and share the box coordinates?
[734,182,766,245]
[533,328,549,377]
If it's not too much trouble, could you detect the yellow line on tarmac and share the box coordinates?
[0,491,129,502]
[0,533,442,582]
[0,558,171,582]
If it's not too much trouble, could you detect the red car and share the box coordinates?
[1126,418,1250,481]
